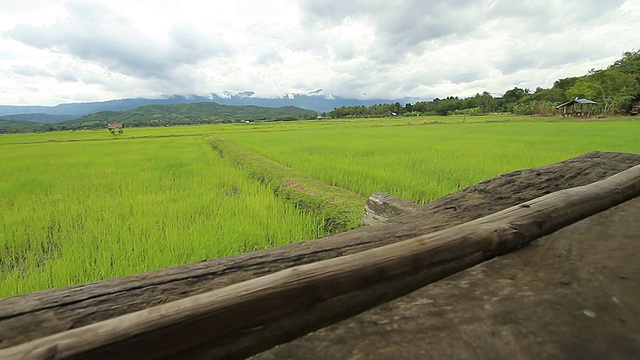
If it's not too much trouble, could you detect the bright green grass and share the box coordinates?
[0,114,586,145]
[217,120,640,204]
[0,137,325,297]
[2,117,638,297]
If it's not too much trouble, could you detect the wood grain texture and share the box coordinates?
[2,162,639,360]
[362,192,423,225]
[256,197,640,360]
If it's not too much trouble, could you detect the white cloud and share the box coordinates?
[254,48,284,65]
[12,64,51,77]
[0,0,638,105]
[55,68,79,82]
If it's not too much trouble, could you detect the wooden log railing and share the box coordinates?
[1,159,640,360]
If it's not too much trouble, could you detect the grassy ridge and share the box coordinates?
[208,138,366,233]
[0,137,325,297]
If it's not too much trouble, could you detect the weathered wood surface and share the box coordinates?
[259,195,640,360]
[362,192,422,225]
[2,161,640,360]
[1,151,639,350]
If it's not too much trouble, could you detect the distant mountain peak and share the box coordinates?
[218,91,256,99]
[0,92,418,117]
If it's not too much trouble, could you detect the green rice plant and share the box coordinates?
[0,137,325,297]
[2,117,638,298]
[0,114,587,146]
[217,120,640,204]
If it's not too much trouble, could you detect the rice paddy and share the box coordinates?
[217,120,640,204]
[0,136,325,297]
[1,116,639,297]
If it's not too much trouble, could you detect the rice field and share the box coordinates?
[0,136,325,297]
[217,120,640,204]
[1,116,639,298]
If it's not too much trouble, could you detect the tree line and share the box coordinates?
[330,50,640,118]
[2,51,639,133]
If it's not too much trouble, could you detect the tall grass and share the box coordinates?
[0,137,324,297]
[2,118,639,297]
[218,121,640,204]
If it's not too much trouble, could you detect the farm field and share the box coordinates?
[1,115,639,297]
[0,114,564,145]
[0,136,325,297]
[217,120,640,204]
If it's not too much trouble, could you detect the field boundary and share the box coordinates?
[207,137,366,233]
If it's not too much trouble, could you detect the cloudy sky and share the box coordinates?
[1,0,639,106]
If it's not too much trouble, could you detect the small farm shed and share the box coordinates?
[556,97,598,117]
[107,122,124,134]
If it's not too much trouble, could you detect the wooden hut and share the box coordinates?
[107,122,124,134]
[556,97,598,117]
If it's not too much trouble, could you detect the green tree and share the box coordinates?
[553,77,579,93]
[566,77,598,100]
[500,87,529,112]
[568,68,640,114]
[610,50,640,77]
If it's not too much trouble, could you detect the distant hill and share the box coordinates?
[0,119,51,133]
[62,102,317,129]
[0,96,212,118]
[0,113,77,124]
[0,92,413,119]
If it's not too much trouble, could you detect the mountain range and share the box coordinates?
[0,101,321,133]
[0,91,413,123]
[65,102,316,129]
